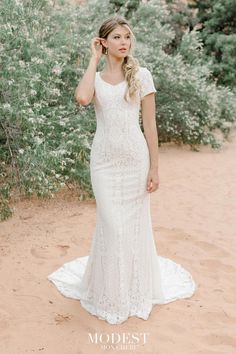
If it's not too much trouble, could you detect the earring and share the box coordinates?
[105,47,108,55]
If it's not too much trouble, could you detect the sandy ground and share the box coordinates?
[0,130,236,354]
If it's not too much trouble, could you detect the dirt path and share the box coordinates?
[1,132,236,354]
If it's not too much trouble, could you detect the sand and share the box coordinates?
[0,130,236,354]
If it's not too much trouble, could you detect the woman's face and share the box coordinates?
[103,25,131,58]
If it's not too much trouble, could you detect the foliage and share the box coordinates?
[197,0,236,87]
[0,0,95,220]
[122,1,236,147]
[167,0,236,88]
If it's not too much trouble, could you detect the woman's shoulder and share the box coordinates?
[138,66,150,72]
[136,66,153,79]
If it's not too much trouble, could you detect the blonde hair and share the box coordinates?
[98,15,141,102]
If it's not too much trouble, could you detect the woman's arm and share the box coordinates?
[75,37,104,106]
[141,93,159,169]
[141,93,160,192]
[74,56,97,106]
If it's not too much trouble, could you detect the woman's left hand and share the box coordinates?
[146,168,160,193]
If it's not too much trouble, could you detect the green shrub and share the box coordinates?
[0,0,95,221]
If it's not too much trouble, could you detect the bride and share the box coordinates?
[47,15,197,325]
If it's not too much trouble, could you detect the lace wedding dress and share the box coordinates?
[47,67,197,325]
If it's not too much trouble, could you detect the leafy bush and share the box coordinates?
[0,0,95,219]
[125,1,236,147]
[189,0,236,88]
[166,0,236,88]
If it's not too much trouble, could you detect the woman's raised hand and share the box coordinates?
[91,37,105,64]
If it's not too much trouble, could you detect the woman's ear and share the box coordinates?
[100,38,107,48]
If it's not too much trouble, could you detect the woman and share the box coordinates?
[47,15,197,325]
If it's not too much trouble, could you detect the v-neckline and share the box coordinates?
[98,71,126,87]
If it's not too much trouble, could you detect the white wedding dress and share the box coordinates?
[47,67,197,325]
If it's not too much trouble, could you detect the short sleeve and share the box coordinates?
[139,67,157,99]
